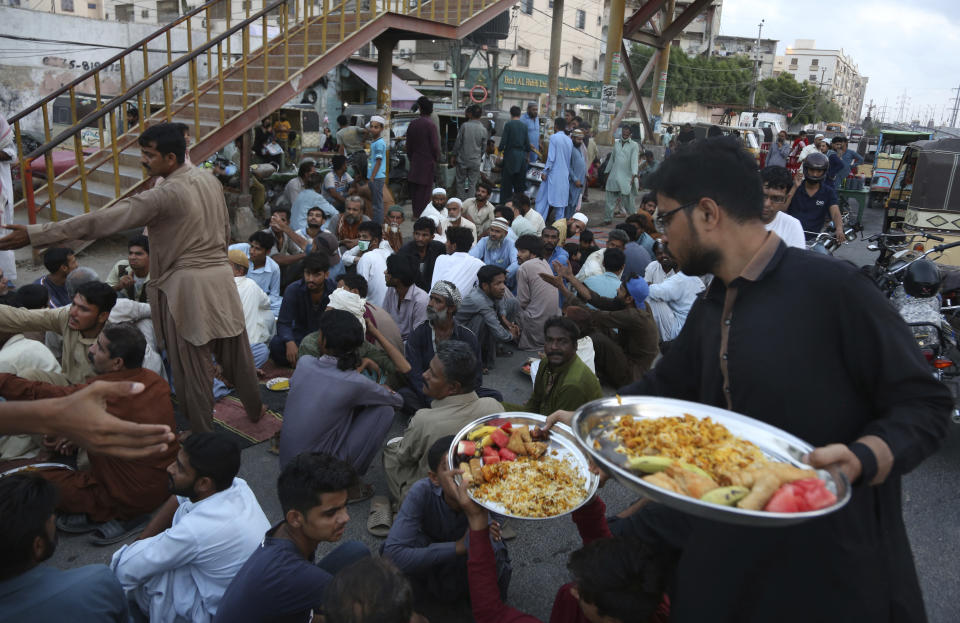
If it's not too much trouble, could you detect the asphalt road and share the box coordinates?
[40,193,960,622]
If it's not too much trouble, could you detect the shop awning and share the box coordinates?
[347,62,424,107]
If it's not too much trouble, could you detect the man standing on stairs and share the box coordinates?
[0,123,264,433]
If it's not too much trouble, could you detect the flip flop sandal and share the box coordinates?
[347,482,375,505]
[89,515,150,546]
[366,495,393,537]
[56,513,100,534]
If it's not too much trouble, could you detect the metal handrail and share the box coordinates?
[7,0,227,126]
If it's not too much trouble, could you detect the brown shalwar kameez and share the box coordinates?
[27,164,262,432]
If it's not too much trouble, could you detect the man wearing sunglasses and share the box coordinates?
[760,166,805,249]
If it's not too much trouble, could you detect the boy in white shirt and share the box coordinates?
[761,166,806,249]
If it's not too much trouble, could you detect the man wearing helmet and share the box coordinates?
[786,151,845,242]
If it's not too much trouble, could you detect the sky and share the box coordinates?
[718,0,960,126]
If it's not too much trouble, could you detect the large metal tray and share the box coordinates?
[448,412,599,520]
[572,396,851,526]
[1,462,75,478]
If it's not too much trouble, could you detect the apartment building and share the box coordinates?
[12,0,104,18]
[711,34,777,78]
[781,39,868,126]
[674,0,722,56]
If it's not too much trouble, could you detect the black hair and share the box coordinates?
[555,117,567,131]
[427,435,455,473]
[644,150,654,158]
[761,166,794,192]
[307,205,327,217]
[171,122,190,138]
[602,248,626,273]
[306,171,325,191]
[298,161,315,178]
[413,216,437,233]
[515,234,544,257]
[271,205,292,221]
[542,225,560,237]
[574,116,583,124]
[319,309,364,371]
[544,315,579,341]
[514,193,530,209]
[357,220,382,242]
[337,114,349,126]
[278,452,358,514]
[332,154,347,171]
[101,323,147,369]
[477,180,494,195]
[477,264,506,286]
[303,253,331,275]
[386,253,416,287]
[75,281,117,315]
[567,538,666,623]
[14,284,50,310]
[338,274,368,298]
[799,130,807,136]
[707,125,724,138]
[494,205,514,223]
[415,96,434,115]
[138,123,186,165]
[607,229,630,245]
[0,474,58,581]
[128,234,149,253]
[43,247,74,274]
[446,226,474,252]
[641,192,657,206]
[580,229,594,244]
[249,230,275,251]
[182,432,241,491]
[324,558,413,623]
[435,340,478,394]
[615,222,639,242]
[509,105,521,117]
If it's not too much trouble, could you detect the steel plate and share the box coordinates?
[447,412,599,520]
[1,462,76,478]
[572,396,851,526]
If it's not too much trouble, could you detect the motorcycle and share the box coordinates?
[805,208,859,255]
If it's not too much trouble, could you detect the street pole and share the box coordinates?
[451,40,461,109]
[597,0,626,145]
[950,83,960,128]
[748,19,764,108]
[547,0,564,120]
[649,0,675,121]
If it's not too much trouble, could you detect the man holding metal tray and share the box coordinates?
[553,137,951,623]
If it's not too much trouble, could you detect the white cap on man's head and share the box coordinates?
[815,133,825,140]
[446,197,462,207]
[369,115,387,126]
[432,187,447,197]
[490,217,510,232]
[571,212,588,225]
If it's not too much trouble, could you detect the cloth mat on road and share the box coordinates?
[212,388,284,448]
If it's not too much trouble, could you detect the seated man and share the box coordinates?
[469,218,518,285]
[617,222,655,276]
[322,155,354,212]
[440,197,476,244]
[505,316,602,415]
[514,234,559,352]
[353,221,392,307]
[111,433,270,623]
[327,195,370,256]
[576,228,630,280]
[34,246,77,308]
[269,254,335,368]
[292,171,337,230]
[0,286,61,379]
[384,436,510,607]
[383,253,429,343]
[420,188,449,227]
[106,235,150,302]
[462,181,495,236]
[582,247,626,306]
[264,206,308,270]
[431,226,484,297]
[0,474,129,622]
[400,281,500,416]
[230,231,282,314]
[399,216,448,292]
[507,198,536,238]
[383,341,503,503]
[553,211,587,246]
[278,310,402,497]
[646,266,705,343]
[0,280,117,384]
[644,240,676,285]
[336,273,404,355]
[278,160,315,211]
[214,453,370,623]
[514,192,546,235]
[541,225,569,270]
[383,205,405,252]
[228,249,275,346]
[455,265,520,370]
[0,324,178,535]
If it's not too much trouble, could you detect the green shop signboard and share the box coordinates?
[464,69,601,99]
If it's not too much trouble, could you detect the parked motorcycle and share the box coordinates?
[805,209,859,255]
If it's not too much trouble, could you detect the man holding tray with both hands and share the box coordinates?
[547,137,951,623]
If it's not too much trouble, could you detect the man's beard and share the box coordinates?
[487,237,503,250]
[675,229,720,277]
[169,474,198,498]
[426,307,447,325]
[543,242,556,253]
[432,200,446,210]
[345,214,360,225]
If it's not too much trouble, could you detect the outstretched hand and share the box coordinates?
[538,272,563,289]
[0,224,31,250]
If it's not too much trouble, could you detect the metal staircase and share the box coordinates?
[8,0,510,229]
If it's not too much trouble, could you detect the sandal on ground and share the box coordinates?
[56,513,100,534]
[347,482,375,505]
[89,515,150,546]
[366,495,393,537]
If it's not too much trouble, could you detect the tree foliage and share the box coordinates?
[624,44,844,125]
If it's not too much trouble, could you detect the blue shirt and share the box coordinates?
[0,564,128,623]
[547,246,570,272]
[583,271,621,310]
[369,137,387,179]
[230,243,282,314]
[291,188,337,231]
[469,236,518,283]
[275,277,336,345]
[825,151,846,189]
[34,275,70,307]
[382,479,468,574]
[788,183,839,234]
[521,113,540,162]
[837,148,864,186]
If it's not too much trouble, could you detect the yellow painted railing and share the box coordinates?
[9,0,501,223]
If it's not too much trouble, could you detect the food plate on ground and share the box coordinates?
[448,412,599,520]
[572,396,851,527]
[265,377,290,391]
[520,357,535,376]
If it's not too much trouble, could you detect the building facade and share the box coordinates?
[711,34,777,78]
[674,0,723,57]
[781,39,869,126]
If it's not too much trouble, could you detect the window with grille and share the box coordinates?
[571,56,582,75]
[60,0,74,11]
[575,9,585,29]
[517,47,530,67]
[141,8,149,16]
[809,74,817,82]
[811,58,819,67]
[520,0,532,15]
[790,57,798,66]
[115,3,134,21]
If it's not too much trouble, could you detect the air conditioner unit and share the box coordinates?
[433,61,447,71]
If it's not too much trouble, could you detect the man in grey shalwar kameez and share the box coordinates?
[514,235,559,351]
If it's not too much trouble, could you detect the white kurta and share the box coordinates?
[234,276,275,344]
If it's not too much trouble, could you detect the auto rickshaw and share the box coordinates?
[869,129,932,209]
[886,138,960,265]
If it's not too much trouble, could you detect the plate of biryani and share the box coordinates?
[572,396,851,526]
[448,413,599,520]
